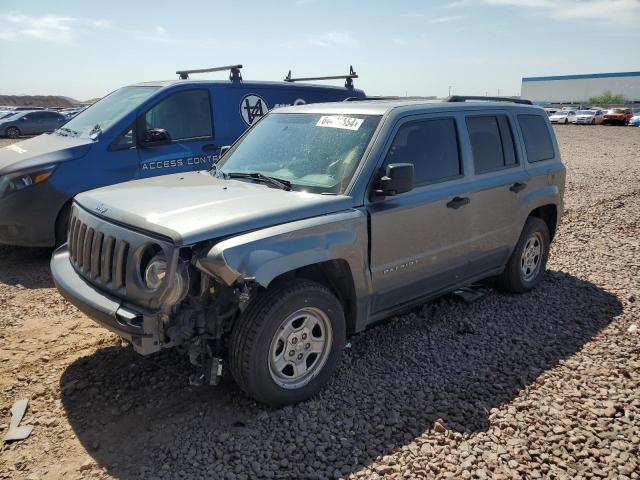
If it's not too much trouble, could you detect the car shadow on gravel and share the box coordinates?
[0,245,54,289]
[60,270,623,479]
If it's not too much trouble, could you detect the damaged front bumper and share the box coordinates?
[51,246,163,355]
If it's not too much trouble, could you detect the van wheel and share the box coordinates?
[229,280,346,407]
[6,127,20,138]
[55,203,71,247]
[496,217,550,293]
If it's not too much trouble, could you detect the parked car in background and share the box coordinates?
[629,114,640,127]
[13,106,45,111]
[574,110,604,125]
[0,110,66,138]
[0,65,365,247]
[602,108,633,125]
[51,96,565,406]
[562,105,591,112]
[544,108,558,116]
[549,110,576,124]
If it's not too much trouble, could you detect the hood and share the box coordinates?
[75,171,354,245]
[0,134,93,174]
[575,113,594,117]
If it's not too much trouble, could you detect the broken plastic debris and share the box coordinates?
[3,399,33,442]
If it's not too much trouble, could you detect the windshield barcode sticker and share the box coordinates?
[316,116,364,131]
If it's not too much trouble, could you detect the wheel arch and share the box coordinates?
[528,204,558,240]
[54,199,73,246]
[270,260,358,334]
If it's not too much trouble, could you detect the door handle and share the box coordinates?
[509,182,527,193]
[446,196,470,209]
[202,143,217,152]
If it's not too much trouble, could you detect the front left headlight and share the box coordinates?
[0,165,56,199]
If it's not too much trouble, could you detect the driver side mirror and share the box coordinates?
[143,128,172,147]
[374,163,414,197]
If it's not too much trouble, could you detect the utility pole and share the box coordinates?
[448,85,452,96]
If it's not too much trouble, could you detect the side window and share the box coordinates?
[466,115,517,174]
[517,114,554,163]
[113,127,134,149]
[144,89,212,142]
[384,118,461,186]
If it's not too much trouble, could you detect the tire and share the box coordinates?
[6,127,20,138]
[564,119,568,124]
[495,217,550,293]
[55,203,71,247]
[229,279,346,407]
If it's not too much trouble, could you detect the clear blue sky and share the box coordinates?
[0,0,638,100]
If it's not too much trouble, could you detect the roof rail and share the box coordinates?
[445,95,533,105]
[344,96,437,102]
[176,65,243,81]
[284,65,358,89]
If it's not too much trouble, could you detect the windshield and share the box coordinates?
[61,86,159,138]
[217,113,381,194]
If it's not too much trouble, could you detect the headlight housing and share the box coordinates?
[143,253,189,305]
[0,165,56,199]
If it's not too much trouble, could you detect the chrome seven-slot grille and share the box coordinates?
[68,211,129,290]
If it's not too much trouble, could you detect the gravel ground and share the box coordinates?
[1,125,639,479]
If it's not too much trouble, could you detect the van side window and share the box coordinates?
[385,118,461,186]
[144,89,212,142]
[517,114,555,162]
[466,115,518,173]
[114,127,134,149]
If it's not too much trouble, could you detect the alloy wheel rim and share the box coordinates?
[268,307,333,389]
[520,232,543,282]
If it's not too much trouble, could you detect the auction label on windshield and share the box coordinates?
[316,115,363,131]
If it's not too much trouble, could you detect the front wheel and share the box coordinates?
[5,127,20,138]
[496,217,550,293]
[229,280,346,406]
[564,118,568,124]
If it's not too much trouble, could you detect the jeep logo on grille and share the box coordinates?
[95,203,108,214]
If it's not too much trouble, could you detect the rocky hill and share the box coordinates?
[0,95,81,108]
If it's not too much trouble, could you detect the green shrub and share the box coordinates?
[586,91,626,104]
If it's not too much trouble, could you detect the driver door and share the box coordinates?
[137,89,218,178]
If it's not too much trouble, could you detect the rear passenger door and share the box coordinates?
[368,115,472,313]
[137,88,217,177]
[464,112,529,277]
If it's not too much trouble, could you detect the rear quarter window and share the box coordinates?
[517,114,555,163]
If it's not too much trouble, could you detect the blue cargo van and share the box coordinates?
[0,65,365,247]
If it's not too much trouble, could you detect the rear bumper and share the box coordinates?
[51,246,163,355]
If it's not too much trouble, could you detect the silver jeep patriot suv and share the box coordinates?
[51,96,565,406]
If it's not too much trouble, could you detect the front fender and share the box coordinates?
[195,209,370,292]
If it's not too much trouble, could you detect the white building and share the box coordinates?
[521,71,640,103]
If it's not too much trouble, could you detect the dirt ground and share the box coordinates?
[1,125,639,479]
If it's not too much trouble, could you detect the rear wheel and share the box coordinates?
[229,280,346,406]
[496,217,550,293]
[6,127,20,138]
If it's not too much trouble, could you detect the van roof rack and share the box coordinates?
[445,95,532,105]
[344,96,437,102]
[284,65,358,89]
[176,65,243,81]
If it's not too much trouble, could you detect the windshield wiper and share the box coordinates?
[226,172,291,191]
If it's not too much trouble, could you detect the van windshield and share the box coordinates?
[60,86,159,138]
[217,113,381,194]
